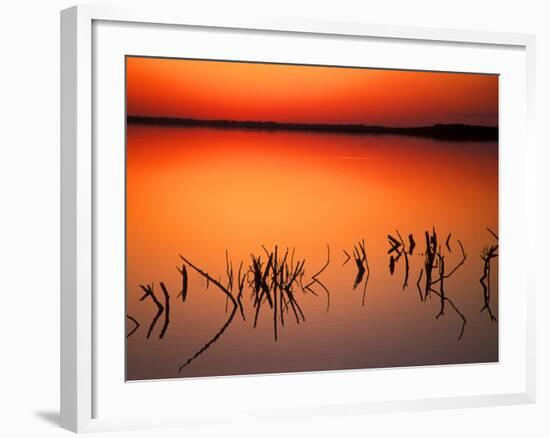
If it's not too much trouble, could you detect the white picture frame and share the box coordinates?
[60,4,537,433]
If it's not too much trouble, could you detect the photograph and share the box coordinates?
[125,56,499,381]
[0,0,544,435]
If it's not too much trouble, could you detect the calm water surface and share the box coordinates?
[126,125,498,381]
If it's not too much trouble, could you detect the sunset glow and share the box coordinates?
[126,57,498,127]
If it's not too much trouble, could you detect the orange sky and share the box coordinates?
[126,56,498,127]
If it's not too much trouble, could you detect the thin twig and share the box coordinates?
[396,230,409,290]
[416,269,424,302]
[126,314,140,338]
[487,228,499,241]
[342,250,351,266]
[428,286,467,340]
[139,283,164,339]
[303,245,331,312]
[158,282,171,339]
[176,264,188,302]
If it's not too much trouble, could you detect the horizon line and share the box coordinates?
[126,115,498,141]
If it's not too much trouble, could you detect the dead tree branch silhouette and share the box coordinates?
[224,250,234,314]
[352,244,365,289]
[427,286,467,340]
[303,245,331,313]
[176,264,188,302]
[413,229,467,339]
[158,282,171,339]
[416,269,424,302]
[396,231,410,289]
[480,228,498,322]
[250,251,274,329]
[445,233,452,252]
[387,231,410,290]
[426,235,468,340]
[486,227,499,241]
[265,246,308,340]
[422,228,438,301]
[126,314,140,338]
[408,234,416,255]
[271,246,279,340]
[178,254,238,373]
[139,283,164,339]
[236,261,246,321]
[342,249,351,266]
[429,239,467,290]
[347,239,370,306]
[248,246,315,341]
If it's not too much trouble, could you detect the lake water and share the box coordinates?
[126,125,499,381]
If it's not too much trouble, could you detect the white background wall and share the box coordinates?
[0,0,547,436]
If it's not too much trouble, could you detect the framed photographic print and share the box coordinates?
[61,5,536,433]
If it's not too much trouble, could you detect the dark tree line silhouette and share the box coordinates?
[127,116,499,141]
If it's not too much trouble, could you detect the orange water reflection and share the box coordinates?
[126,125,498,380]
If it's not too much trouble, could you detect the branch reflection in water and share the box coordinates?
[127,226,500,373]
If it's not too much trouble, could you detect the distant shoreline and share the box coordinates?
[127,116,498,141]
